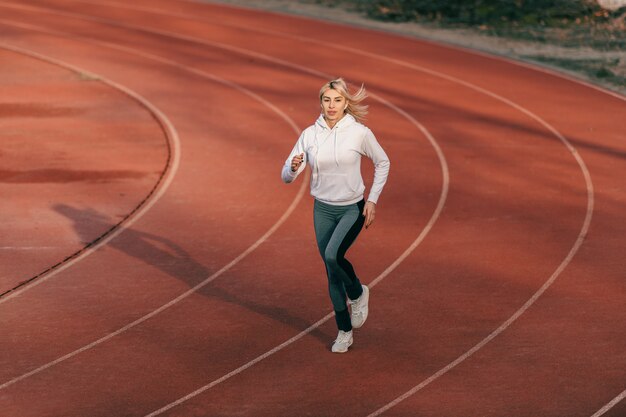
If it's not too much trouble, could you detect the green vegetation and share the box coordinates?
[475,7,626,51]
[308,0,625,91]
[357,0,608,25]
[312,0,625,51]
[525,55,623,82]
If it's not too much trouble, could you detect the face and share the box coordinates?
[321,88,347,125]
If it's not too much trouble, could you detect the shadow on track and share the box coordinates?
[53,203,329,345]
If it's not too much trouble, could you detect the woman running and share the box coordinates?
[281,78,390,353]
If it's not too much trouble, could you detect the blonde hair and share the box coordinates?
[319,77,368,122]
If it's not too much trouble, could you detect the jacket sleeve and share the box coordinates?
[281,131,307,184]
[362,128,390,204]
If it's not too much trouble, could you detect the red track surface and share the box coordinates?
[0,1,624,416]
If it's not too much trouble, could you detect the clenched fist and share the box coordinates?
[291,153,305,172]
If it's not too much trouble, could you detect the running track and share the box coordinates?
[0,1,624,416]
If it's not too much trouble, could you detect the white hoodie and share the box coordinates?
[281,114,390,205]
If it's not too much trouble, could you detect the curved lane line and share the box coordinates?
[0,5,446,413]
[0,16,448,396]
[0,23,308,389]
[51,3,601,415]
[50,3,599,415]
[64,0,626,104]
[144,100,448,417]
[0,42,181,304]
[2,2,595,414]
[590,390,626,417]
[180,0,625,102]
[3,5,596,417]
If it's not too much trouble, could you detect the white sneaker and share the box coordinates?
[331,330,353,353]
[349,285,369,328]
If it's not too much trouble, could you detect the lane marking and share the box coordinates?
[48,3,599,415]
[0,22,309,388]
[59,3,599,416]
[0,14,447,396]
[184,0,626,102]
[54,0,626,104]
[590,390,626,417]
[145,105,447,417]
[1,4,598,417]
[0,41,181,304]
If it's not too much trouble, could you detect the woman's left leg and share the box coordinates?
[322,200,366,332]
[314,200,365,332]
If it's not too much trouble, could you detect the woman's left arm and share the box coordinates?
[362,129,390,228]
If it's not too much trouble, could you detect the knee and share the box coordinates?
[324,249,338,267]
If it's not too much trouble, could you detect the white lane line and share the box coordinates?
[367,181,593,414]
[60,3,599,416]
[2,4,595,417]
[184,0,626,103]
[0,42,181,305]
[57,3,602,416]
[0,8,449,408]
[0,14,448,394]
[80,5,617,415]
[329,22,596,417]
[64,0,626,104]
[0,22,309,389]
[590,390,626,417]
[3,5,446,416]
[144,106,447,417]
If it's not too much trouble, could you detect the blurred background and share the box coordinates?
[214,0,626,94]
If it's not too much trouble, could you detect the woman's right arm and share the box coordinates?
[281,132,307,184]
